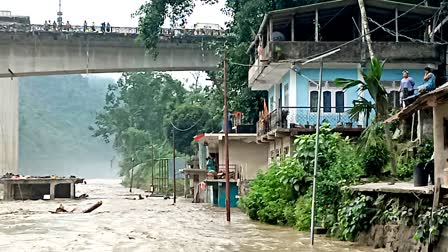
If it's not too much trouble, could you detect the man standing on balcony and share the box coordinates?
[399,70,415,108]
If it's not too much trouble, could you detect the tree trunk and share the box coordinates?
[82,201,103,213]
[358,0,374,60]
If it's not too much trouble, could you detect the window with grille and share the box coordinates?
[336,91,345,113]
[310,91,318,112]
[323,91,331,112]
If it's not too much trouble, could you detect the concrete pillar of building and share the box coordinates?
[70,182,75,199]
[50,182,56,200]
[0,78,19,175]
[433,105,448,186]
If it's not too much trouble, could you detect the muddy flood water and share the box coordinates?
[0,179,382,252]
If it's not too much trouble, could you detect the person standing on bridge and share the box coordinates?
[44,20,49,31]
[101,22,106,33]
[65,21,71,31]
[91,22,96,32]
[106,22,111,33]
[52,21,57,31]
[83,20,88,32]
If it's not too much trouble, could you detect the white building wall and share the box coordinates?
[218,140,268,180]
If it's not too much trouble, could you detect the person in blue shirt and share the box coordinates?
[399,70,415,107]
[418,67,436,93]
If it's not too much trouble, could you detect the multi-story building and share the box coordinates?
[247,0,445,161]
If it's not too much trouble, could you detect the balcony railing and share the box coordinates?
[0,23,226,39]
[257,106,357,136]
[217,164,241,180]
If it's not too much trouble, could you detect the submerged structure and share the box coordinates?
[1,174,84,200]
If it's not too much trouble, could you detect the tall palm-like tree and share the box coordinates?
[334,57,389,125]
[335,57,397,177]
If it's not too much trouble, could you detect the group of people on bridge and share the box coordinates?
[43,20,112,33]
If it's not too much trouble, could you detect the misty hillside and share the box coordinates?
[19,75,117,178]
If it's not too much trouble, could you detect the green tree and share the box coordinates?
[334,59,392,176]
[334,57,388,123]
[167,104,214,155]
[133,0,333,125]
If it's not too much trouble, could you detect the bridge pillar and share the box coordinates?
[0,78,19,175]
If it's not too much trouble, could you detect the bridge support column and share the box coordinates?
[0,78,19,175]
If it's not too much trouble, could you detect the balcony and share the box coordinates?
[257,106,364,140]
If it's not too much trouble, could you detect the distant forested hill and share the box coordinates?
[19,75,117,178]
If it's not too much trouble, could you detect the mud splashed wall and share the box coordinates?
[0,78,18,174]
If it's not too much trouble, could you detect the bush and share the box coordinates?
[360,142,389,176]
[334,194,376,241]
[240,123,364,235]
[396,139,433,179]
[239,157,305,224]
[294,194,313,231]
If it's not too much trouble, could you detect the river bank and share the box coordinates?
[0,179,379,251]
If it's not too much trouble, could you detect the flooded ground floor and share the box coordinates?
[0,179,380,251]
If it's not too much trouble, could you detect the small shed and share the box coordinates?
[386,83,448,187]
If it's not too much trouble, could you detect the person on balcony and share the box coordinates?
[418,67,436,93]
[399,70,415,108]
[206,157,216,172]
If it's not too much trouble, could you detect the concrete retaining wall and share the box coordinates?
[0,78,18,174]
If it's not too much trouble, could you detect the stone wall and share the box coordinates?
[357,224,427,252]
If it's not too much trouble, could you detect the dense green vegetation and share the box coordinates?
[239,124,364,231]
[20,75,115,177]
[90,72,221,187]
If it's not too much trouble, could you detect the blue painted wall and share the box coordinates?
[293,69,359,107]
[269,67,426,126]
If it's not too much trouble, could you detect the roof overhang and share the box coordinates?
[385,83,448,123]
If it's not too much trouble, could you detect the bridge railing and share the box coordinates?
[0,23,226,38]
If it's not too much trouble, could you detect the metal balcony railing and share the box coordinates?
[0,23,226,39]
[257,106,356,136]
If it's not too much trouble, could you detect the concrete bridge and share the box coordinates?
[0,28,223,175]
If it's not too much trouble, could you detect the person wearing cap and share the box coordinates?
[418,67,436,93]
[399,70,415,107]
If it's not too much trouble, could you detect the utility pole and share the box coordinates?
[57,0,63,28]
[151,145,155,193]
[172,128,177,204]
[310,58,323,245]
[129,156,135,193]
[358,0,374,60]
[223,51,230,222]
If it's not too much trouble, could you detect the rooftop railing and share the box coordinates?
[257,106,357,136]
[0,23,226,39]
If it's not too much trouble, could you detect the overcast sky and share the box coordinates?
[3,0,230,86]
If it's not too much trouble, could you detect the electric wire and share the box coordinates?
[284,0,432,63]
[169,110,206,132]
[368,17,448,45]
